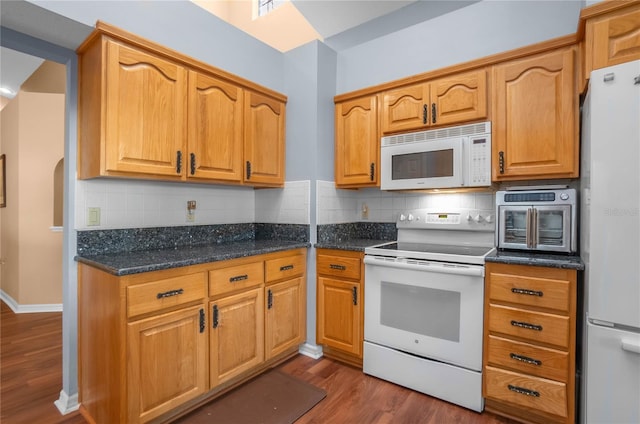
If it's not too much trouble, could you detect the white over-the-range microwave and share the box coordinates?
[380,121,491,190]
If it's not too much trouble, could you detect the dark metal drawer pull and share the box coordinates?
[156,288,184,299]
[508,384,540,398]
[229,274,248,283]
[267,289,273,309]
[511,320,543,331]
[352,286,358,306]
[330,264,346,271]
[280,265,294,271]
[510,353,542,366]
[511,288,543,297]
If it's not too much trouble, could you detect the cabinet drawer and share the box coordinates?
[209,261,264,296]
[488,273,570,312]
[488,304,569,348]
[485,366,567,419]
[265,254,305,283]
[127,273,207,318]
[317,254,361,280]
[487,335,569,382]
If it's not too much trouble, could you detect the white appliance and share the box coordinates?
[495,187,577,253]
[380,121,491,190]
[363,208,495,412]
[580,60,640,423]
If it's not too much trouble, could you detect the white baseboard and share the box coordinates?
[299,343,323,359]
[54,390,80,415]
[0,290,63,313]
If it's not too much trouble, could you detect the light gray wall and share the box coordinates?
[283,40,337,345]
[0,25,79,411]
[335,0,583,93]
[30,0,286,93]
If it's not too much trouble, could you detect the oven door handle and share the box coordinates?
[364,256,484,277]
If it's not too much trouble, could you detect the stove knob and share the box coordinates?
[407,213,415,222]
[399,214,406,222]
[485,215,493,223]
[466,214,473,221]
[473,214,483,223]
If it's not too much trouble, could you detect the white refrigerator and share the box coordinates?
[580,59,640,423]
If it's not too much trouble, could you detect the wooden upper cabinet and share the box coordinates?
[187,71,244,182]
[243,91,286,187]
[103,40,187,178]
[431,70,488,126]
[78,22,286,187]
[492,46,578,181]
[381,83,430,133]
[335,95,379,188]
[584,2,640,77]
[380,69,488,134]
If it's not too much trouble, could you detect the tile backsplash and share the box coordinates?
[76,178,494,230]
[316,180,495,224]
[75,179,310,230]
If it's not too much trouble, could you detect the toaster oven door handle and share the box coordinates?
[525,208,532,248]
[532,208,538,248]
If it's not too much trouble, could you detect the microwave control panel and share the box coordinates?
[468,137,491,186]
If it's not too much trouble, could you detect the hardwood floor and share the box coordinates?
[0,301,85,424]
[1,301,515,423]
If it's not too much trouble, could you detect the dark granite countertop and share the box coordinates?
[77,240,310,276]
[486,250,584,270]
[315,239,390,252]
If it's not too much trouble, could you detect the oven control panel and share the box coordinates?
[397,208,494,231]
[425,213,461,224]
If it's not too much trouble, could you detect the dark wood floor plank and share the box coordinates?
[1,300,516,423]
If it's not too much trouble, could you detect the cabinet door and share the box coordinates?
[317,277,362,357]
[265,277,305,359]
[210,288,264,387]
[430,69,488,126]
[105,40,186,177]
[335,95,378,187]
[127,304,207,423]
[381,83,430,134]
[187,71,243,182]
[492,47,578,180]
[586,4,640,74]
[243,91,285,186]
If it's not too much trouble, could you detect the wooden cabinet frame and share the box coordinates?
[78,248,307,424]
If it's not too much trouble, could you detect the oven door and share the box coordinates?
[363,255,484,371]
[380,137,464,190]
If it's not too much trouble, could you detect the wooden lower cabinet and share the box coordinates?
[209,288,264,387]
[78,248,307,424]
[127,304,208,423]
[483,262,577,424]
[316,249,364,367]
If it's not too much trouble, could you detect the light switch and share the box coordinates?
[87,207,101,226]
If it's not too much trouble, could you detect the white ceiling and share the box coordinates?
[1,46,45,98]
[291,0,417,39]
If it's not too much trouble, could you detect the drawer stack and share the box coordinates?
[483,262,577,424]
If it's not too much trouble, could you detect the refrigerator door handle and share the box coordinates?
[621,339,640,354]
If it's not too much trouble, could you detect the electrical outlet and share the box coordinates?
[186,200,196,222]
[361,203,369,220]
